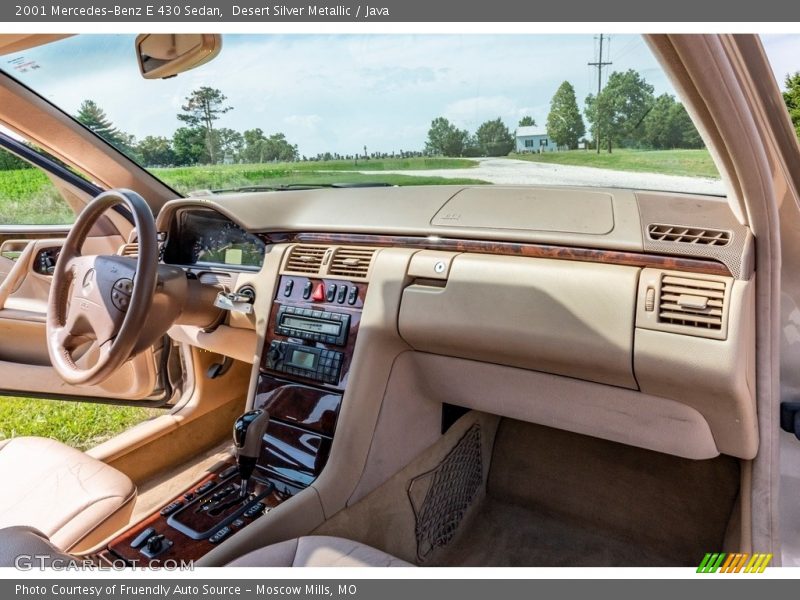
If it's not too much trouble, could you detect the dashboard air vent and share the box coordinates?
[284,244,327,274]
[658,275,726,331]
[117,243,138,258]
[647,224,731,246]
[328,247,376,280]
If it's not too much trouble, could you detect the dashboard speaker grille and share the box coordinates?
[658,274,725,331]
[647,224,731,246]
[284,244,327,274]
[328,247,375,279]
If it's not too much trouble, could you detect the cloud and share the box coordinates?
[5,33,678,156]
[284,114,322,130]
[445,96,522,129]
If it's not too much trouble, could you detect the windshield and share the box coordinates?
[3,34,725,196]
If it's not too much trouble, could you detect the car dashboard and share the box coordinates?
[107,183,757,564]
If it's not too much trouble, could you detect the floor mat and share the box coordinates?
[432,497,680,567]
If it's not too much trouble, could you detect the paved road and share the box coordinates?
[355,157,726,196]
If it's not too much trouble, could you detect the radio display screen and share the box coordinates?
[286,349,318,370]
[281,316,342,337]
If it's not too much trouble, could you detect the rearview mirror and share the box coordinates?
[135,34,222,80]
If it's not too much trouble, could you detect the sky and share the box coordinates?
[2,34,797,158]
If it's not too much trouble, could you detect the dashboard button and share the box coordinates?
[326,284,337,302]
[208,526,231,544]
[336,285,348,303]
[219,466,238,479]
[130,527,156,549]
[302,281,313,299]
[347,287,359,305]
[311,283,325,301]
[283,279,294,297]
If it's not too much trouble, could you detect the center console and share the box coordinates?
[94,271,367,566]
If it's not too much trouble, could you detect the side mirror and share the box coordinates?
[135,34,222,80]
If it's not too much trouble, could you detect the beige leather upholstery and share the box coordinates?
[226,536,412,567]
[0,526,74,567]
[0,437,136,552]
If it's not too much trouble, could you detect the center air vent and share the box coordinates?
[328,247,376,280]
[658,274,726,331]
[647,224,731,246]
[284,244,327,274]
[117,242,138,257]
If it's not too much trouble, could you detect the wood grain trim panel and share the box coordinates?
[260,232,731,277]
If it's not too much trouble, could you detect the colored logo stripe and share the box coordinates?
[697,552,772,573]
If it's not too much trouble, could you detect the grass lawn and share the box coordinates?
[509,148,720,179]
[151,158,483,195]
[0,395,163,451]
[0,168,75,225]
[0,159,484,222]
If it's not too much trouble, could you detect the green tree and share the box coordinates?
[425,117,469,156]
[585,69,654,153]
[136,136,175,167]
[462,134,482,157]
[240,129,298,163]
[262,133,299,162]
[518,116,536,127]
[213,128,244,162]
[672,103,703,149]
[783,73,800,139]
[76,99,135,154]
[0,148,31,171]
[475,118,514,156]
[641,94,704,149]
[172,127,207,166]
[546,81,585,150]
[242,128,267,163]
[177,87,233,164]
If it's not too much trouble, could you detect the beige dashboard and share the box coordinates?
[158,185,757,463]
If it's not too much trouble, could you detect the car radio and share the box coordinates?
[275,305,350,346]
[265,340,343,384]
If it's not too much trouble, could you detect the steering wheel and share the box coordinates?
[46,189,158,386]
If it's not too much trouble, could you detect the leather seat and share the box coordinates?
[0,437,136,552]
[227,536,413,567]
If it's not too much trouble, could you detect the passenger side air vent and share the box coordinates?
[117,243,138,257]
[658,275,726,331]
[284,245,327,274]
[328,247,376,280]
[647,224,731,246]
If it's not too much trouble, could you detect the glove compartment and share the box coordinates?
[398,253,639,389]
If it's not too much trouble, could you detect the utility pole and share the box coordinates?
[588,34,612,154]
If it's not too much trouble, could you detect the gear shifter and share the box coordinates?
[232,409,270,498]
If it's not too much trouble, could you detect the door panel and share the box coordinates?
[0,229,168,402]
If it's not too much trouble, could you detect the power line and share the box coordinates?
[588,33,612,153]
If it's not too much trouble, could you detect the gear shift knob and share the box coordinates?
[232,409,270,497]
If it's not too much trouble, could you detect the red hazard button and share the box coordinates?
[311,282,325,301]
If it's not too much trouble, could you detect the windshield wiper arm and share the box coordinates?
[205,182,395,194]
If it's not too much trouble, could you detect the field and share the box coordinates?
[510,148,719,179]
[0,395,162,451]
[0,168,75,225]
[0,158,484,224]
[151,157,484,195]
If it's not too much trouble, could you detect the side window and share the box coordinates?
[0,145,75,225]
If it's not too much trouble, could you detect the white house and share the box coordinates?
[515,126,564,153]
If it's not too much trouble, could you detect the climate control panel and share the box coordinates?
[265,340,343,384]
